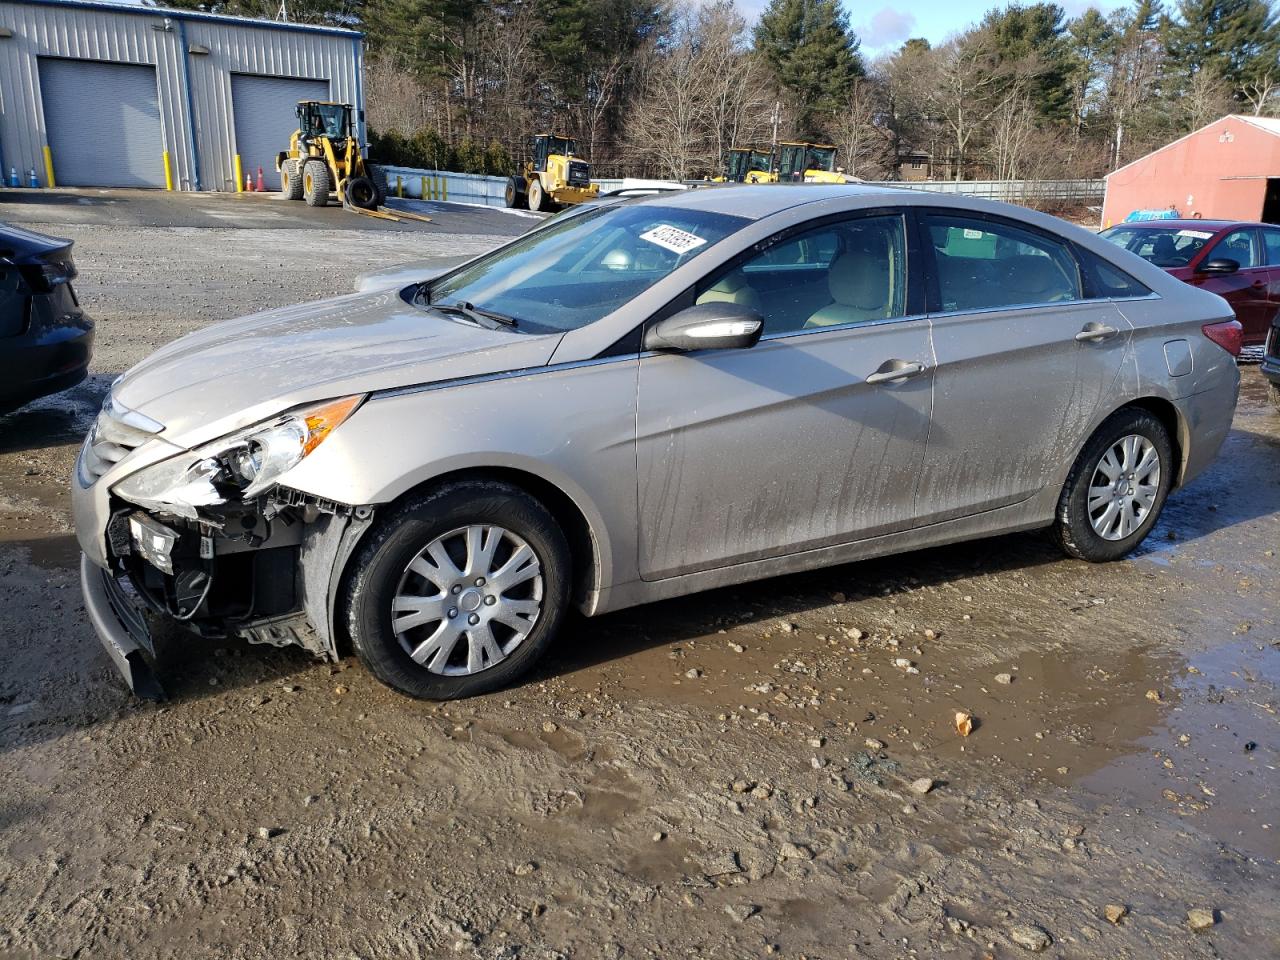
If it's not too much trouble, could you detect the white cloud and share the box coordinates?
[857,7,918,52]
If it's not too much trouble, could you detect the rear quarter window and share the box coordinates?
[1077,246,1154,299]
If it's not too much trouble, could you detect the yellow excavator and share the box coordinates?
[276,101,387,209]
[505,134,599,212]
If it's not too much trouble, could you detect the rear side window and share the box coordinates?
[1262,228,1280,267]
[1077,247,1153,299]
[925,214,1082,312]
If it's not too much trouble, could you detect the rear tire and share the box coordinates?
[303,160,331,207]
[341,481,571,700]
[505,176,526,209]
[370,165,389,206]
[280,159,303,200]
[527,178,548,212]
[1054,408,1174,562]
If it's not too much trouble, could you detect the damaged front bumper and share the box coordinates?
[76,484,373,699]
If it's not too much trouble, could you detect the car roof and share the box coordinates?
[630,183,914,219]
[1106,219,1241,232]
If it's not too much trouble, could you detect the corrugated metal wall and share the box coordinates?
[0,0,362,191]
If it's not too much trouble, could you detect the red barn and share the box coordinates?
[1102,115,1280,228]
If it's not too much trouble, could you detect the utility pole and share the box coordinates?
[276,0,289,22]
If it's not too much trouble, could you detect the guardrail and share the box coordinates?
[373,165,1105,208]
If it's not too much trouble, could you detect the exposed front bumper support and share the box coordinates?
[80,554,165,701]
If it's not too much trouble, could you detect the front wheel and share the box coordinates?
[527,178,548,212]
[342,481,571,700]
[1054,408,1173,562]
[302,160,331,207]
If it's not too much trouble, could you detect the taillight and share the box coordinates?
[1202,319,1242,357]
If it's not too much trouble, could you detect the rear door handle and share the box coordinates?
[1075,323,1119,343]
[865,360,928,385]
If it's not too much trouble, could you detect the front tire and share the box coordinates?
[302,160,331,207]
[1054,408,1173,562]
[342,481,571,700]
[280,159,303,200]
[527,178,548,212]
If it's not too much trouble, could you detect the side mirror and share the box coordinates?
[1198,258,1240,275]
[643,302,764,352]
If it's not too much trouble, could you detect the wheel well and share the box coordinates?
[1120,396,1185,484]
[381,468,599,608]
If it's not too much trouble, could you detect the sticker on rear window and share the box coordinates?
[962,228,985,240]
[1177,229,1212,239]
[640,225,708,255]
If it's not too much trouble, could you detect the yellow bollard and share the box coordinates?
[43,145,56,189]
[420,176,426,201]
[441,176,447,202]
[234,154,244,193]
[163,151,174,191]
[396,175,403,199]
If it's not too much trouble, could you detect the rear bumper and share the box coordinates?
[80,553,165,700]
[0,321,94,412]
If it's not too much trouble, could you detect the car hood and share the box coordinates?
[353,256,469,293]
[114,288,562,448]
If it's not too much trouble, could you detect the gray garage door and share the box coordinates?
[231,74,330,187]
[39,58,166,188]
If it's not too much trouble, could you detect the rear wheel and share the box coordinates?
[1054,408,1173,562]
[342,481,571,700]
[280,159,303,200]
[504,176,526,209]
[302,160,331,207]
[370,165,389,206]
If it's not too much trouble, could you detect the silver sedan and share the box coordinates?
[73,185,1242,700]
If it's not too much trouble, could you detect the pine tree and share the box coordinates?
[754,0,864,138]
[1167,0,1280,103]
[980,3,1075,122]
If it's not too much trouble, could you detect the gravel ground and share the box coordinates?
[0,190,1277,959]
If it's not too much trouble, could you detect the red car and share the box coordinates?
[1100,219,1280,350]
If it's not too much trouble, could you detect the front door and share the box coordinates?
[916,211,1132,525]
[635,212,934,580]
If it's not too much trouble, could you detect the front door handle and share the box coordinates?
[1075,322,1119,343]
[865,360,928,385]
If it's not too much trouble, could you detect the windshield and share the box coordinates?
[426,204,747,334]
[1099,225,1214,267]
[308,104,348,140]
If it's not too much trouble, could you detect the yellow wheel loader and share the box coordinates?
[727,142,855,184]
[505,134,599,212]
[276,101,388,209]
[719,147,774,183]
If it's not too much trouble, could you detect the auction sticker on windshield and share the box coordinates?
[640,225,708,255]
[1177,229,1213,240]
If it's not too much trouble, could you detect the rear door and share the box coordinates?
[230,74,330,185]
[1260,227,1280,344]
[916,210,1131,525]
[635,211,934,580]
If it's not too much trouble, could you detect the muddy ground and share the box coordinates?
[0,189,1276,959]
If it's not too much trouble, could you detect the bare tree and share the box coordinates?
[829,76,893,179]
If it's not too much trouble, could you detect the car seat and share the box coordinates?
[805,250,894,327]
[696,270,762,311]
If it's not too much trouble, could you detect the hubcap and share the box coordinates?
[391,525,543,676]
[1087,434,1161,541]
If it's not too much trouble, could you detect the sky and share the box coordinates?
[736,0,1132,57]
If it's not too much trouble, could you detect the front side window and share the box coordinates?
[1100,226,1213,267]
[1212,228,1259,268]
[427,204,747,334]
[694,214,908,335]
[1263,228,1280,267]
[927,214,1081,312]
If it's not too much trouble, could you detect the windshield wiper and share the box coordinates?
[429,299,519,330]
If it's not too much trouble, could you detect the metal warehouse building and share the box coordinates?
[0,0,363,192]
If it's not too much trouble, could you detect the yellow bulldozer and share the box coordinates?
[722,141,855,184]
[505,134,599,212]
[276,101,387,209]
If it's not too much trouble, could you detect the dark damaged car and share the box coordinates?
[73,186,1240,701]
[1,223,94,414]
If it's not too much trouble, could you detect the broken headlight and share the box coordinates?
[114,395,363,519]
